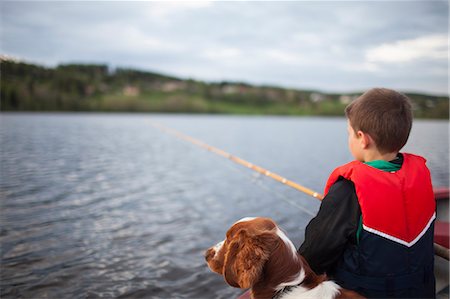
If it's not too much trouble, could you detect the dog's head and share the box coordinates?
[204,217,299,289]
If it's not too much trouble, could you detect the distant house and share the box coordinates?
[123,85,140,97]
[222,85,238,94]
[425,99,436,108]
[265,89,279,101]
[310,93,325,102]
[162,81,186,92]
[339,95,355,105]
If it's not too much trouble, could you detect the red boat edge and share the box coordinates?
[434,187,449,249]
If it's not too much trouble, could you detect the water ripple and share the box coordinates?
[1,114,447,298]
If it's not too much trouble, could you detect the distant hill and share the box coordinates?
[1,58,448,119]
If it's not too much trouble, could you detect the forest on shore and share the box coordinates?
[1,58,448,119]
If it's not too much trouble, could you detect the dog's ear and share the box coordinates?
[223,229,277,289]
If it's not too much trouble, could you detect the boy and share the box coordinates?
[298,88,436,298]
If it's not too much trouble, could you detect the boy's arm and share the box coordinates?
[298,177,360,275]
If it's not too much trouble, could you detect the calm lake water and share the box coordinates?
[1,113,448,299]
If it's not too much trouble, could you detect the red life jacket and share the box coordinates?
[324,153,435,247]
[325,153,436,297]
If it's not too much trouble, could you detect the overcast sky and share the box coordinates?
[1,1,448,95]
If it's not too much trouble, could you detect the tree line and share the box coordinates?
[1,59,448,119]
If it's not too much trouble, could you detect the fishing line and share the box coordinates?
[154,121,316,215]
[221,161,316,217]
[149,121,324,201]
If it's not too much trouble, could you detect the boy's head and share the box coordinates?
[345,88,413,155]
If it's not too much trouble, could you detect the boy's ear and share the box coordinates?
[358,130,373,149]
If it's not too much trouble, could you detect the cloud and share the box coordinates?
[141,1,213,24]
[203,47,242,60]
[0,1,448,95]
[264,49,305,65]
[366,34,448,63]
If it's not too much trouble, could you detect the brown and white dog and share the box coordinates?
[205,217,364,299]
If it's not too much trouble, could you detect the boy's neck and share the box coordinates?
[362,151,398,163]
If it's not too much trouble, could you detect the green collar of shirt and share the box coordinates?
[364,159,401,172]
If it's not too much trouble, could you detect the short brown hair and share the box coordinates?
[345,88,413,154]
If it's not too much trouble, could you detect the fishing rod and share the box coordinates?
[150,121,323,200]
[150,120,449,261]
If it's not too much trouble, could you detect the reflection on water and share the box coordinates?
[1,113,448,298]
